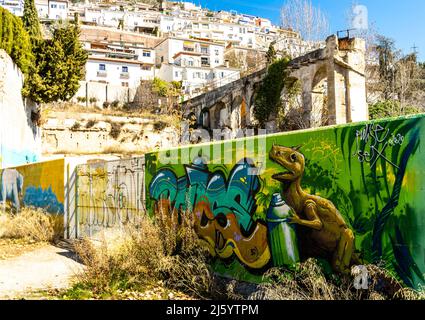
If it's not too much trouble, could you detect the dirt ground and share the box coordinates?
[0,243,84,299]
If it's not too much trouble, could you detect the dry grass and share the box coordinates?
[47,102,183,128]
[65,209,425,300]
[66,207,214,300]
[244,259,425,300]
[0,208,62,243]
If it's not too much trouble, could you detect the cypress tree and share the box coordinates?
[0,7,33,74]
[22,0,42,41]
[23,21,88,103]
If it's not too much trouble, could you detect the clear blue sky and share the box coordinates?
[195,0,425,61]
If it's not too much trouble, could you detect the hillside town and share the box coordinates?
[2,0,321,102]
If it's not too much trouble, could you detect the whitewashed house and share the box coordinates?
[155,37,240,99]
[0,0,24,16]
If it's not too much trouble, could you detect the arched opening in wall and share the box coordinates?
[200,108,210,128]
[211,101,228,130]
[185,112,197,129]
[231,95,243,131]
[311,66,328,127]
[248,87,259,128]
[278,76,306,131]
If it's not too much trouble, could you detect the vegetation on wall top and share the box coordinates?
[0,7,34,74]
[253,57,290,127]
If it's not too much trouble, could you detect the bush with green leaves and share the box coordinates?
[369,100,423,120]
[22,21,88,104]
[253,57,290,127]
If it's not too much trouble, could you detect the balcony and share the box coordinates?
[120,72,130,79]
[97,70,107,77]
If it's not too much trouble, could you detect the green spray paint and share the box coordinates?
[266,193,300,267]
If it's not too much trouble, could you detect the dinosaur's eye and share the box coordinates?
[290,153,297,162]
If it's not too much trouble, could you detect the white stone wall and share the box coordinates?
[0,50,41,168]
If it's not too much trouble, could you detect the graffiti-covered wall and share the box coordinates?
[74,157,145,238]
[0,159,65,232]
[145,114,425,289]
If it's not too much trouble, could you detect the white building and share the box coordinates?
[47,0,68,20]
[83,42,155,88]
[155,37,240,99]
[34,0,68,20]
[35,0,49,18]
[0,0,24,16]
[84,7,161,34]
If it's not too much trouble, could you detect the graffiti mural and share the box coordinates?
[0,159,65,215]
[145,114,425,288]
[75,157,145,237]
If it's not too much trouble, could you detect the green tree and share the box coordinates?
[0,7,34,74]
[266,43,277,64]
[22,0,42,41]
[369,100,422,120]
[23,21,88,103]
[253,58,290,127]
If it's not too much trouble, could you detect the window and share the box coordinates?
[51,4,57,8]
[215,49,219,56]
[142,66,151,71]
[201,57,209,65]
[201,46,208,54]
[59,5,65,9]
[122,82,129,87]
[215,59,219,64]
[175,71,179,77]
[188,59,194,67]
[99,64,106,71]
[122,66,128,73]
[142,51,151,57]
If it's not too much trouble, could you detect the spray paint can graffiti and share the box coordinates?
[266,193,300,267]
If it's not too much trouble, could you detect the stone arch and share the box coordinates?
[210,101,228,129]
[310,65,328,127]
[231,95,243,131]
[200,108,210,128]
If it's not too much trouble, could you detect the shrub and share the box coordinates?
[109,122,123,139]
[369,100,423,120]
[153,121,167,132]
[65,208,213,300]
[71,121,81,131]
[110,100,120,109]
[89,97,97,104]
[77,96,87,103]
[102,101,110,109]
[85,120,97,128]
[0,208,59,243]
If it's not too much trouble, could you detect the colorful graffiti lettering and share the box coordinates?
[149,158,271,270]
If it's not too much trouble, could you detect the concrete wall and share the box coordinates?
[0,50,41,169]
[71,157,146,238]
[145,114,425,289]
[72,81,138,107]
